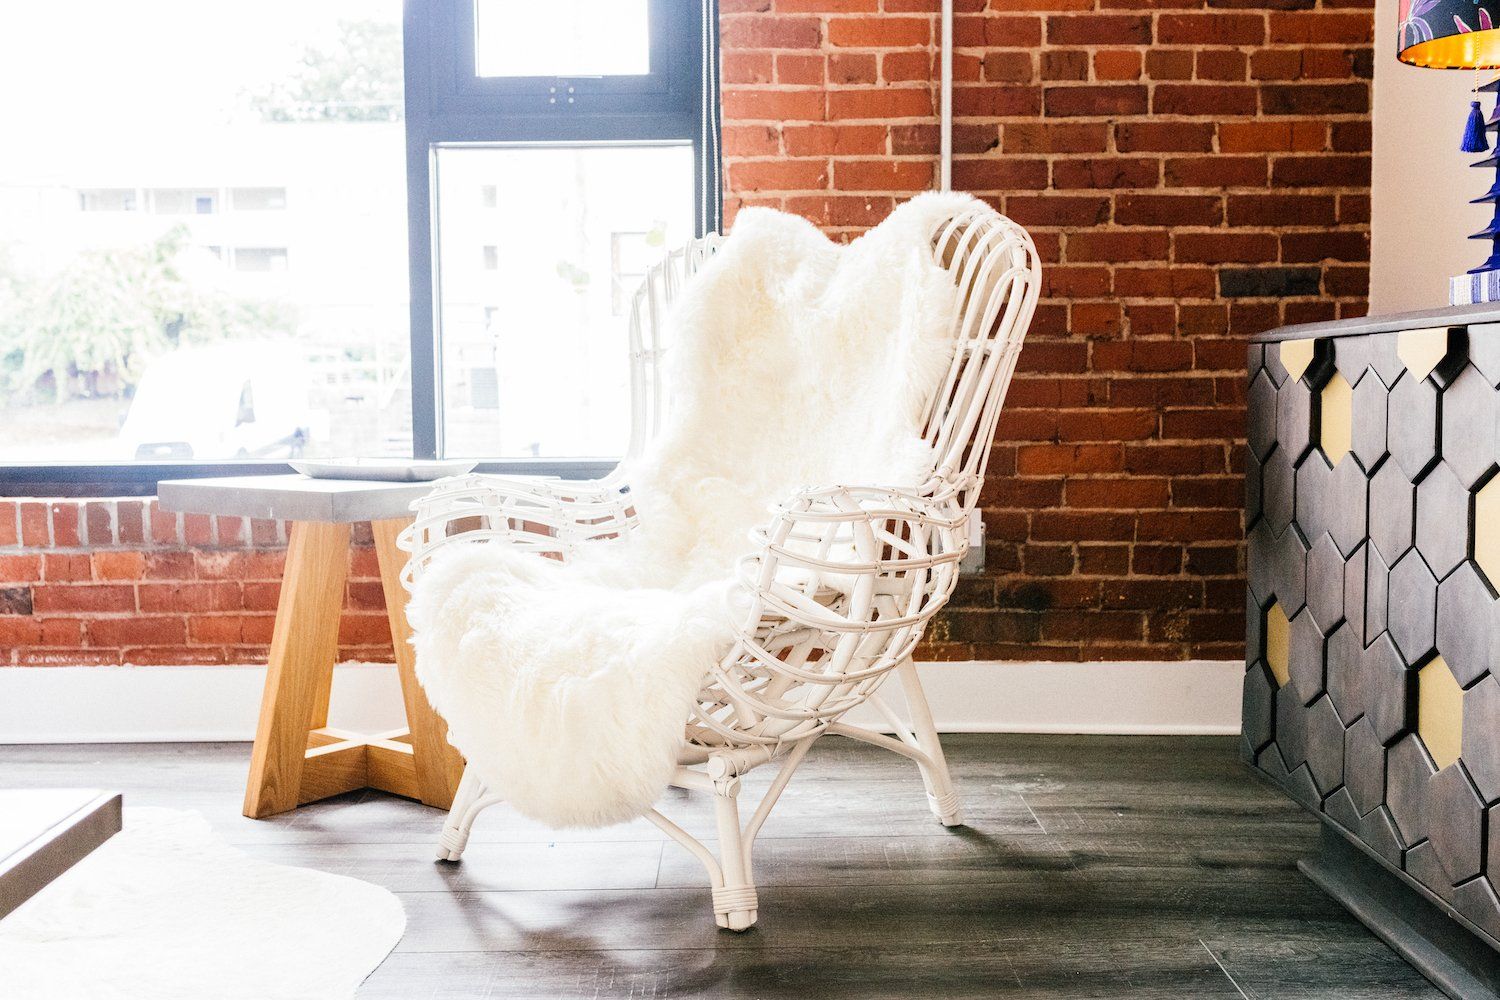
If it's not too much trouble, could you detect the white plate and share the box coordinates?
[289,458,479,482]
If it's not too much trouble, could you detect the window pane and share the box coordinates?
[0,1,411,462]
[473,0,650,78]
[434,144,693,459]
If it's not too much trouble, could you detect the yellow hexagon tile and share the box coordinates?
[1279,338,1316,383]
[1397,327,1452,382]
[1320,371,1352,466]
[1418,656,1464,771]
[1265,602,1290,688]
[1478,477,1500,591]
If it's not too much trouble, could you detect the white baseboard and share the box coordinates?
[0,659,1243,745]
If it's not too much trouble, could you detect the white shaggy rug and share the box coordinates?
[0,808,404,1000]
[409,192,982,829]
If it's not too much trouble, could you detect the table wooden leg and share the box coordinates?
[372,517,465,809]
[243,521,351,819]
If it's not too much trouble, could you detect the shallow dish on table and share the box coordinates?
[289,458,479,482]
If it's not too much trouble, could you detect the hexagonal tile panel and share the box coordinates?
[1262,446,1296,538]
[1276,376,1314,464]
[1387,552,1439,665]
[1295,454,1331,542]
[1439,364,1500,489]
[1435,562,1500,687]
[1462,673,1500,803]
[1415,462,1470,581]
[1326,458,1369,557]
[1478,475,1500,592]
[1418,655,1464,771]
[1427,765,1487,884]
[1264,601,1290,688]
[1287,607,1326,705]
[1452,875,1500,942]
[1351,370,1389,472]
[1334,336,1375,382]
[1364,632,1411,745]
[1343,716,1387,816]
[1305,533,1346,635]
[1274,682,1310,772]
[1248,372,1278,462]
[1388,373,1440,481]
[1320,370,1353,467]
[1368,453,1415,565]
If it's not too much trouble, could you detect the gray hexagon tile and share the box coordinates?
[1351,370,1389,472]
[1242,662,1277,754]
[1343,542,1367,640]
[1246,450,1263,527]
[1387,551,1439,665]
[1248,372,1278,462]
[1462,673,1500,803]
[1369,459,1415,565]
[1386,733,1436,845]
[1426,766,1487,885]
[1305,533,1346,636]
[1388,373,1441,481]
[1287,607,1327,706]
[1440,364,1500,489]
[1342,716,1386,816]
[1435,562,1500,687]
[1364,632,1412,745]
[1326,458,1369,557]
[1247,520,1275,606]
[1467,324,1500,385]
[1415,461,1471,581]
[1272,527,1310,616]
[1365,544,1391,646]
[1276,376,1315,463]
[1302,695,1345,795]
[1325,622,1364,724]
[1263,446,1296,538]
[1295,454,1332,543]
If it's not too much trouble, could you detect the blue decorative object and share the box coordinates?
[1470,77,1500,274]
[1463,99,1491,151]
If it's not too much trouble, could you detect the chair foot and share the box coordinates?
[712,885,759,931]
[928,789,964,827]
[435,825,468,862]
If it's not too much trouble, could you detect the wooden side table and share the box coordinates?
[159,475,464,819]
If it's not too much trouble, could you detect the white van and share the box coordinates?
[119,341,314,460]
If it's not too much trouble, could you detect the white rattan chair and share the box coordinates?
[399,204,1040,930]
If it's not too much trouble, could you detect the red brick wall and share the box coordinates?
[0,500,394,666]
[0,1,1373,668]
[720,0,1372,661]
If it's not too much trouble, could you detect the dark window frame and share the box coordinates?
[1,0,718,497]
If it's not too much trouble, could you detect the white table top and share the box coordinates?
[158,474,437,524]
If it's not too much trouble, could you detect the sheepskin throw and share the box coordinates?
[408,192,980,828]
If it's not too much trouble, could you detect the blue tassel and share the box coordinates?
[1463,99,1490,153]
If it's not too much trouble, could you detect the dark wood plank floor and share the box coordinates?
[0,735,1440,999]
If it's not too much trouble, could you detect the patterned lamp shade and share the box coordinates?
[1399,0,1500,67]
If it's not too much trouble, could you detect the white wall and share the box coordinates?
[1371,0,1491,312]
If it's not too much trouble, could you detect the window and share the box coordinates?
[230,187,288,211]
[0,0,718,490]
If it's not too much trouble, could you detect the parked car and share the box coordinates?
[118,341,314,460]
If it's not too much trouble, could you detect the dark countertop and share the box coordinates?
[1252,303,1500,343]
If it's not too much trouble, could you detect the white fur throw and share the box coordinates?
[408,192,980,828]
